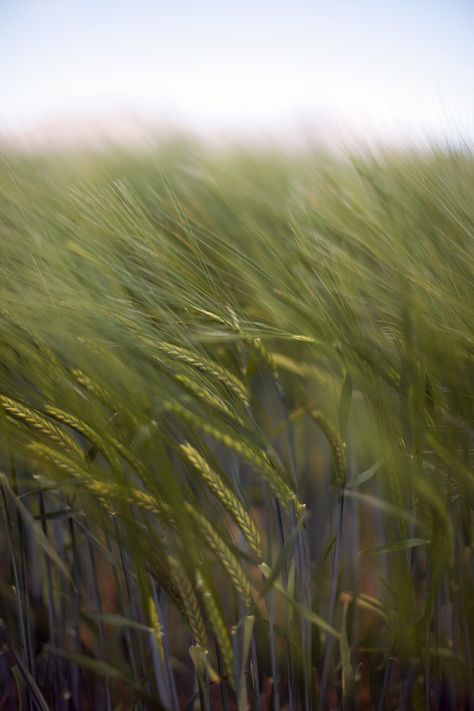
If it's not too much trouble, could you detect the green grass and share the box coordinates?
[0,141,473,709]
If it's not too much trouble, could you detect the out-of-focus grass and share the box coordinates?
[0,141,472,709]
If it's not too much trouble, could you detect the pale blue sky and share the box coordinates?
[1,0,473,143]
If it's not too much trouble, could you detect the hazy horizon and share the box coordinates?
[1,0,473,149]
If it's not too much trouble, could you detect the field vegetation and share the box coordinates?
[0,141,473,709]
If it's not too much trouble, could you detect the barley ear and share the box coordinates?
[309,409,347,487]
[180,442,263,560]
[167,557,208,650]
[148,596,165,663]
[196,572,235,690]
[1,395,83,459]
[185,503,251,606]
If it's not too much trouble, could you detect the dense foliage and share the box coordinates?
[0,143,473,709]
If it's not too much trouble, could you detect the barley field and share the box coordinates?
[0,142,473,709]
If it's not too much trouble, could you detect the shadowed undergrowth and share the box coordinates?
[0,142,473,709]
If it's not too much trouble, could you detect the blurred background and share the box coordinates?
[1,0,473,150]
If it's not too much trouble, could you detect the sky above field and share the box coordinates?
[1,0,473,145]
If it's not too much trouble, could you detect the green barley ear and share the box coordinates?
[26,441,117,516]
[157,341,248,407]
[309,409,347,487]
[148,596,165,663]
[245,336,277,376]
[173,372,241,422]
[271,352,336,390]
[71,368,112,404]
[141,543,190,618]
[45,403,157,491]
[107,437,149,482]
[167,557,208,650]
[27,441,174,526]
[180,442,263,560]
[44,403,121,470]
[189,306,229,327]
[71,367,140,431]
[165,401,299,511]
[0,395,84,459]
[123,486,175,527]
[196,572,235,690]
[185,503,251,605]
